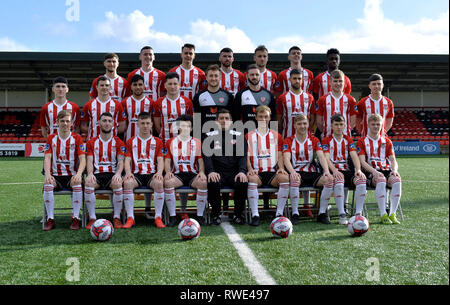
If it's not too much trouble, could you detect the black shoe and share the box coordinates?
[317,213,330,224]
[197,216,206,226]
[232,215,246,225]
[167,216,177,227]
[250,216,260,226]
[211,216,222,226]
[144,207,152,220]
[291,213,300,225]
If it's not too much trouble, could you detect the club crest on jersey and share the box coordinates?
[80,144,86,152]
[282,144,289,151]
[260,97,266,103]
[218,97,224,104]
[121,146,127,154]
[322,144,329,150]
[44,144,49,151]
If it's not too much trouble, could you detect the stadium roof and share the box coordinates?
[0,52,448,94]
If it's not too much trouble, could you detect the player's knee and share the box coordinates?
[247,175,259,184]
[278,173,289,184]
[123,178,135,190]
[374,175,386,184]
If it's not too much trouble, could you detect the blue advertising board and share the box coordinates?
[393,141,440,155]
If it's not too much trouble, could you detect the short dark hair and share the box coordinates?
[182,43,195,51]
[130,74,145,84]
[289,68,302,77]
[246,63,259,73]
[327,48,340,57]
[331,114,345,123]
[104,53,118,61]
[53,76,68,86]
[165,72,180,82]
[138,112,152,120]
[220,47,233,54]
[368,73,383,83]
[288,46,301,54]
[97,75,110,85]
[99,112,113,120]
[206,64,220,75]
[254,45,268,53]
[140,46,153,53]
[216,109,231,119]
[177,114,193,125]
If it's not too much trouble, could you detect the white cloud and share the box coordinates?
[267,0,449,54]
[0,37,29,51]
[94,10,254,52]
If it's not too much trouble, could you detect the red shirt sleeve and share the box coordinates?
[312,74,321,96]
[115,138,126,157]
[115,102,127,122]
[277,133,283,151]
[164,138,173,160]
[75,134,86,155]
[89,77,98,99]
[40,104,48,128]
[152,99,162,117]
[155,138,164,158]
[81,102,91,123]
[312,136,322,152]
[345,135,357,152]
[276,94,285,115]
[357,138,366,156]
[356,98,365,119]
[125,138,133,158]
[315,96,325,116]
[86,139,94,156]
[348,96,358,116]
[321,136,331,154]
[344,76,352,95]
[385,138,394,157]
[386,98,395,118]
[44,134,53,154]
[282,137,292,153]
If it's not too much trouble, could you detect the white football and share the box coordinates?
[348,215,370,237]
[178,218,201,240]
[90,219,114,241]
[270,216,293,238]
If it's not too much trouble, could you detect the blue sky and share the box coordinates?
[0,0,448,54]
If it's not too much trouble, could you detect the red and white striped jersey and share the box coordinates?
[121,95,154,142]
[315,93,358,138]
[126,135,164,175]
[165,136,202,174]
[44,132,85,176]
[246,129,283,173]
[40,100,81,136]
[357,135,394,171]
[81,98,127,140]
[86,135,126,174]
[282,135,322,172]
[220,68,245,96]
[321,134,356,171]
[276,90,315,138]
[127,68,166,101]
[275,67,314,94]
[89,75,128,102]
[152,95,193,143]
[168,65,207,100]
[357,95,394,137]
[312,71,352,98]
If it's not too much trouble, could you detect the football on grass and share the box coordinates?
[90,219,114,241]
[348,215,370,237]
[270,216,293,238]
[178,218,201,240]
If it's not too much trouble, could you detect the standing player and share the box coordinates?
[193,64,234,134]
[40,76,80,138]
[356,73,394,137]
[321,114,367,224]
[281,114,333,224]
[251,45,277,93]
[276,68,315,138]
[153,72,194,144]
[233,64,276,125]
[275,46,314,97]
[42,110,86,231]
[312,48,352,101]
[357,114,402,224]
[218,47,245,96]
[168,43,207,100]
[84,112,126,230]
[315,70,357,140]
[164,115,208,226]
[203,109,248,225]
[127,46,166,101]
[122,112,166,229]
[246,106,290,226]
[89,53,128,102]
[81,76,127,140]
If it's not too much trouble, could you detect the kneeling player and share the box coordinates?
[357,114,402,224]
[246,106,290,226]
[42,110,86,231]
[282,114,333,224]
[321,114,367,225]
[84,112,126,229]
[164,115,208,226]
[123,112,165,228]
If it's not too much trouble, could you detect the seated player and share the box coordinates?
[281,114,333,224]
[164,115,208,226]
[203,109,248,225]
[84,112,126,230]
[321,114,367,225]
[246,106,289,226]
[357,114,402,224]
[122,112,165,229]
[42,110,86,231]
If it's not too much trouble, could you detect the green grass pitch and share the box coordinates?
[0,156,448,285]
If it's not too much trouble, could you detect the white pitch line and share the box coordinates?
[0,181,42,186]
[220,221,276,285]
